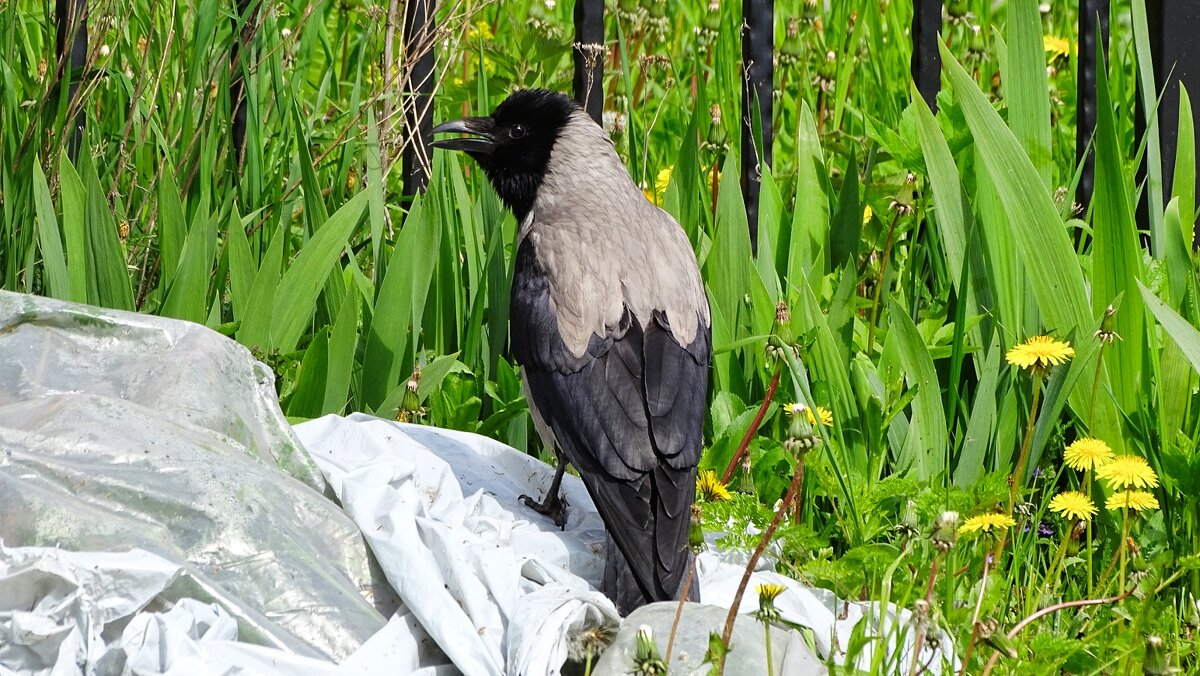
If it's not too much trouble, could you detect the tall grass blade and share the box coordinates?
[31,161,69,300]
[1004,0,1052,186]
[1091,52,1146,415]
[887,297,947,479]
[1140,281,1200,376]
[57,154,89,304]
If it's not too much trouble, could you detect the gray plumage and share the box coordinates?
[433,89,711,615]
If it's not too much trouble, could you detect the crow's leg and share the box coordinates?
[520,453,568,529]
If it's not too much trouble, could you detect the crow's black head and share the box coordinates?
[433,89,578,221]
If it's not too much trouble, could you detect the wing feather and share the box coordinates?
[511,235,709,611]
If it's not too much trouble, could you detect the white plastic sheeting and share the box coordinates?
[0,291,952,675]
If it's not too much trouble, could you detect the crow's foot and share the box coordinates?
[519,492,567,530]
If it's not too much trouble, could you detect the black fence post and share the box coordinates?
[1076,0,1109,217]
[54,0,88,160]
[573,0,604,123]
[1145,0,1200,246]
[230,0,261,174]
[911,0,942,112]
[401,0,436,196]
[741,0,773,253]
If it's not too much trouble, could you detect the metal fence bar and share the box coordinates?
[573,0,604,123]
[911,0,942,112]
[54,0,88,159]
[230,0,261,173]
[741,0,773,252]
[401,0,436,196]
[1076,0,1109,217]
[1146,0,1200,245]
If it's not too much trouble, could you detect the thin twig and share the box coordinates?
[979,592,1131,676]
[664,556,697,664]
[721,365,782,484]
[717,456,806,673]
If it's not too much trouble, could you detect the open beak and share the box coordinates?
[431,117,496,154]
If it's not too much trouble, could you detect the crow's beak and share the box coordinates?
[432,117,496,154]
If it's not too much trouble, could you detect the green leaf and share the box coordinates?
[887,298,947,479]
[1090,41,1146,415]
[237,221,285,350]
[955,334,1000,486]
[57,154,91,304]
[158,172,187,290]
[1141,281,1200,376]
[940,39,1122,447]
[1004,0,1052,186]
[31,160,69,300]
[789,102,829,289]
[270,188,369,352]
[78,153,133,310]
[362,196,441,409]
[1172,85,1196,246]
[324,280,359,415]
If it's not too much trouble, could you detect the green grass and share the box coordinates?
[2,0,1199,672]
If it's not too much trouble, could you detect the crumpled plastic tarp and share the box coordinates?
[0,291,952,675]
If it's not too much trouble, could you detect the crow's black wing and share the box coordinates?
[510,236,709,612]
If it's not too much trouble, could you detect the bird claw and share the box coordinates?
[519,492,567,530]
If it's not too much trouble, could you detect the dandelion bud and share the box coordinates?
[977,618,1018,658]
[1095,304,1121,344]
[896,499,919,539]
[1143,635,1172,675]
[633,625,667,674]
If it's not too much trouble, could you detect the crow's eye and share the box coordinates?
[509,124,527,140]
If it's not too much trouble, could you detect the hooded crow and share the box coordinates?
[432,89,711,614]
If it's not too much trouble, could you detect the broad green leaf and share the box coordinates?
[323,275,359,415]
[1004,0,1052,186]
[362,196,440,409]
[79,153,133,310]
[940,39,1122,447]
[160,220,211,323]
[237,222,285,350]
[226,207,255,319]
[887,297,947,479]
[1141,281,1200,376]
[287,329,329,419]
[32,161,69,300]
[955,334,1000,486]
[57,154,88,304]
[789,102,829,289]
[912,91,983,347]
[1091,54,1145,414]
[158,172,187,289]
[270,189,369,352]
[1131,0,1165,254]
[1172,85,1196,246]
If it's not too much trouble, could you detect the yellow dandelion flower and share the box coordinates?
[807,406,833,427]
[1049,491,1097,522]
[755,582,786,603]
[696,470,731,502]
[783,402,832,427]
[1005,335,1074,371]
[1043,35,1071,60]
[1063,437,1114,471]
[1095,455,1159,490]
[755,582,786,623]
[958,513,1016,536]
[1105,490,1159,512]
